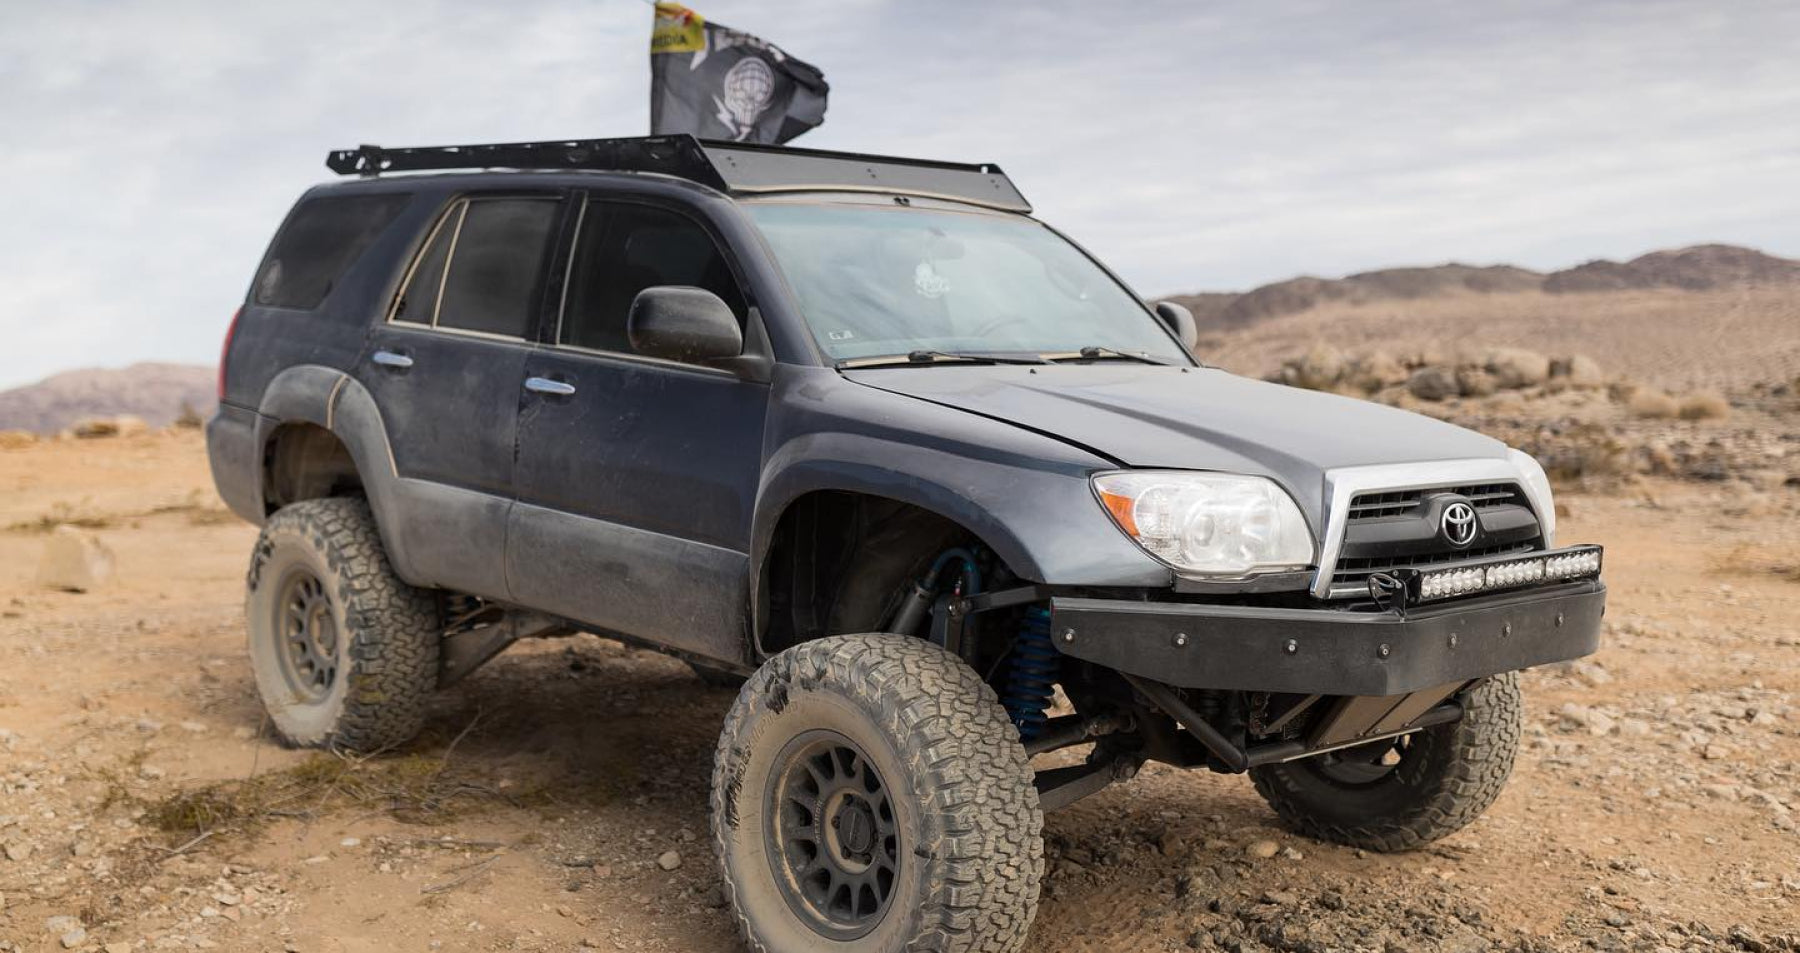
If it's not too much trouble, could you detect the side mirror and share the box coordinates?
[1153,300,1199,353]
[628,286,743,365]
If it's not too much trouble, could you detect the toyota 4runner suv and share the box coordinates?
[209,135,1605,953]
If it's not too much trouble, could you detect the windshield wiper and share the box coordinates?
[838,350,1051,369]
[1044,346,1175,366]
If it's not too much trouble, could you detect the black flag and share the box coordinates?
[649,3,828,145]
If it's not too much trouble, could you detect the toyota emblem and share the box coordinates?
[1441,501,1478,547]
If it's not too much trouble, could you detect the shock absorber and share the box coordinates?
[1002,606,1060,740]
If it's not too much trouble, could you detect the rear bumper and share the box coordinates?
[1050,579,1604,696]
[205,402,265,525]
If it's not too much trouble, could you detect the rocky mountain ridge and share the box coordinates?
[0,362,213,434]
[1166,243,1800,329]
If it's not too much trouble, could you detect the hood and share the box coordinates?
[843,364,1508,503]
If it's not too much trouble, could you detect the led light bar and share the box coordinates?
[1408,545,1603,602]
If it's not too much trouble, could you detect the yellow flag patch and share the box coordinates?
[651,3,706,54]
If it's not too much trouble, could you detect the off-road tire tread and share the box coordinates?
[1249,673,1522,853]
[251,497,440,753]
[710,634,1044,953]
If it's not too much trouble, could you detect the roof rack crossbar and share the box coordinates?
[325,134,1030,213]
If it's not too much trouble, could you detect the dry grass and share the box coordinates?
[1709,543,1800,584]
[6,489,233,533]
[6,500,115,533]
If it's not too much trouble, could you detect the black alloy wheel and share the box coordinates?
[765,731,900,940]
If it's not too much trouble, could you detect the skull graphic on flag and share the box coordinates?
[650,3,829,145]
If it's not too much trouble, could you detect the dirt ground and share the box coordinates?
[1,431,1796,953]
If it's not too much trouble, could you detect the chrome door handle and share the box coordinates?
[371,350,414,369]
[524,376,576,396]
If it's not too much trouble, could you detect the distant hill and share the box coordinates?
[0,363,214,434]
[1167,244,1800,329]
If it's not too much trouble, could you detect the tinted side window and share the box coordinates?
[436,198,559,338]
[391,203,461,325]
[254,193,410,309]
[561,202,746,353]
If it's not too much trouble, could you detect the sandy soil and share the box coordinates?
[1,431,1797,952]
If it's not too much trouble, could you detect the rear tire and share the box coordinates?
[245,497,440,752]
[1248,673,1522,852]
[711,634,1043,953]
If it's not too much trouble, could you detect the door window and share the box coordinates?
[390,196,559,338]
[560,201,746,353]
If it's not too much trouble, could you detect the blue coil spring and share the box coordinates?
[1002,607,1060,740]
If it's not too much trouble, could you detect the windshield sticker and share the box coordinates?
[826,329,855,341]
[913,262,950,299]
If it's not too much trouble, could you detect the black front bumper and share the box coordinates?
[1049,579,1605,696]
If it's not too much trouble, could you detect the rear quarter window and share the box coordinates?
[253,193,411,310]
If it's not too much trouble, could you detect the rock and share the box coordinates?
[1455,367,1498,398]
[59,928,87,950]
[45,916,82,935]
[6,842,32,862]
[0,430,37,449]
[35,526,116,593]
[106,944,132,953]
[339,837,362,848]
[1568,660,1613,687]
[656,850,682,871]
[1245,840,1280,859]
[1408,367,1458,402]
[1483,347,1551,389]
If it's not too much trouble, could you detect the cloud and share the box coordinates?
[0,0,1795,387]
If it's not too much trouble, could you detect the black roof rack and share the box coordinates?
[325,135,1030,213]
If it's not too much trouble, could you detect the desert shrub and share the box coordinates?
[1677,391,1730,420]
[1628,390,1679,419]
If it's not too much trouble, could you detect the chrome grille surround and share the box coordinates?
[1308,458,1555,601]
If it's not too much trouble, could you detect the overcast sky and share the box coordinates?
[1,0,1796,389]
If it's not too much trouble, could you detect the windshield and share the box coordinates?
[746,201,1190,364]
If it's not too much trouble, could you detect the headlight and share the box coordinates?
[1092,471,1315,578]
[1507,448,1556,546]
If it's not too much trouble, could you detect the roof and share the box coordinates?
[325,135,1031,213]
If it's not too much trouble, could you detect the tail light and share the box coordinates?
[218,306,243,401]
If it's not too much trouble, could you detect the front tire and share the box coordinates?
[1249,673,1522,852]
[711,635,1043,953]
[245,497,440,752]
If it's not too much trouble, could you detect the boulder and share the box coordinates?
[36,527,116,593]
[1407,366,1458,402]
[1483,347,1551,389]
[0,430,37,450]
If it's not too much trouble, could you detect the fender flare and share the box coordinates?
[254,366,420,583]
[747,430,1171,640]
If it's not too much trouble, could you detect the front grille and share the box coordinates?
[1346,482,1527,521]
[1329,541,1538,598]
[1328,481,1541,600]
